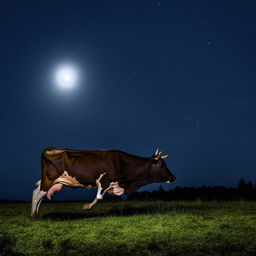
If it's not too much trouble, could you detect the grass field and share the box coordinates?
[0,200,256,256]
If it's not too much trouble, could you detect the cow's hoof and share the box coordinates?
[82,204,91,210]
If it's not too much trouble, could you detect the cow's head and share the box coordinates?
[149,149,176,183]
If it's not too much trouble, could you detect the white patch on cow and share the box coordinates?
[95,172,106,199]
[35,180,41,186]
[31,180,47,217]
[96,187,103,199]
[54,170,89,188]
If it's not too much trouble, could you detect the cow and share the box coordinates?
[31,148,176,217]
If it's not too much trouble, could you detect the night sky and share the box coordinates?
[1,1,255,200]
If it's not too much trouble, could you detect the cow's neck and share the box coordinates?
[124,158,151,181]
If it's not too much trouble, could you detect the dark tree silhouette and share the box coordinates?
[247,181,254,190]
[127,179,256,201]
[238,178,247,190]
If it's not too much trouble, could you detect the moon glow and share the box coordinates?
[54,64,78,90]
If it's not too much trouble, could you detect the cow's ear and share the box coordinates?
[154,153,162,161]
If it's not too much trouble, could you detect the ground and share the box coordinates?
[0,200,256,256]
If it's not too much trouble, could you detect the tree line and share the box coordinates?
[127,179,256,201]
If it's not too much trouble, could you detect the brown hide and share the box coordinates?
[40,147,175,194]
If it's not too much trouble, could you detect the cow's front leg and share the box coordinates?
[82,198,99,210]
[82,172,110,210]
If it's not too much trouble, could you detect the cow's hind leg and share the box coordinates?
[82,172,111,210]
[31,180,46,217]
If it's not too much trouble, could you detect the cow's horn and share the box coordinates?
[161,155,168,159]
[155,148,159,155]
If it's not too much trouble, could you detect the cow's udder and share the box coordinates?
[47,183,63,200]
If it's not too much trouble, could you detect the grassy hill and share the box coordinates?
[0,200,256,256]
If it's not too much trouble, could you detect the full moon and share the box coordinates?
[54,64,78,89]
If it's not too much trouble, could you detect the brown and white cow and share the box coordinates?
[31,148,176,217]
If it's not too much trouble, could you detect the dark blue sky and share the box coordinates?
[0,0,255,200]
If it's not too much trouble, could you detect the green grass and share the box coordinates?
[0,200,256,256]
